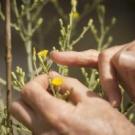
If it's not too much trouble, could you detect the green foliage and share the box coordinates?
[81,4,116,92]
[56,0,93,76]
[11,0,49,78]
[12,67,26,89]
[0,0,135,134]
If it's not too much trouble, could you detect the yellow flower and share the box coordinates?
[51,77,63,87]
[72,11,80,20]
[37,50,48,58]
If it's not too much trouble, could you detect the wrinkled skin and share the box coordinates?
[11,41,135,135]
[51,40,135,107]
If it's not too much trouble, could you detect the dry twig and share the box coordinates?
[5,0,13,134]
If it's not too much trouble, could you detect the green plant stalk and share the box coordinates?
[66,14,73,50]
[81,4,115,91]
[57,0,76,75]
[124,104,135,116]
[71,19,93,47]
[33,62,38,76]
[25,41,33,78]
[89,70,97,89]
[25,10,34,78]
[58,65,68,76]
[12,0,47,79]
[12,0,26,41]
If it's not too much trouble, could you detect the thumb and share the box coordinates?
[115,51,135,71]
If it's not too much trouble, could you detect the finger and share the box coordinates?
[99,50,122,107]
[114,51,135,71]
[10,99,35,130]
[50,50,99,68]
[32,74,49,89]
[112,50,135,100]
[21,78,74,132]
[44,131,59,135]
[49,71,97,104]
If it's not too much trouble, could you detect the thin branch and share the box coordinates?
[5,0,13,134]
[0,77,20,91]
[0,4,5,20]
[124,104,135,116]
[71,22,91,47]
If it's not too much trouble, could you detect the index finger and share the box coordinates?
[50,50,99,68]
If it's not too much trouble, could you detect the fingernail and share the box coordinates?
[119,51,135,70]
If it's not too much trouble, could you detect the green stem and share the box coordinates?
[124,104,135,116]
[89,70,96,89]
[98,22,105,51]
[71,22,91,47]
[33,62,38,76]
[0,78,20,91]
[25,10,33,78]
[25,41,33,78]
[66,15,73,49]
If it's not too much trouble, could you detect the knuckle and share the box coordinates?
[126,42,135,51]
[21,81,37,97]
[100,75,113,83]
[112,51,121,67]
[99,50,110,61]
[112,53,118,63]
[70,77,80,83]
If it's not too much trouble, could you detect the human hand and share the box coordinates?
[50,40,135,107]
[11,72,135,135]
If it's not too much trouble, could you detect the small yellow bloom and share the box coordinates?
[51,77,63,87]
[72,11,80,20]
[37,50,48,58]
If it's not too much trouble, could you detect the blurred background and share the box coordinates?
[0,0,135,79]
[0,1,135,133]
